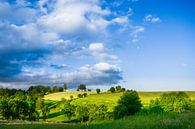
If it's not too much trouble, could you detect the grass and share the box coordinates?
[41,91,195,122]
[1,112,194,129]
[44,91,96,101]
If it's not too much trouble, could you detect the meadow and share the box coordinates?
[1,112,195,129]
[42,91,195,122]
[1,90,195,129]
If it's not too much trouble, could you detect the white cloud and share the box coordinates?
[37,0,111,34]
[89,43,104,52]
[9,62,123,88]
[131,26,145,42]
[144,14,161,23]
[112,16,129,24]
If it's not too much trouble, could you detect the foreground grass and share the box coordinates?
[1,112,194,129]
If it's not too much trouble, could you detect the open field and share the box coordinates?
[42,91,195,122]
[45,91,195,106]
[1,112,194,129]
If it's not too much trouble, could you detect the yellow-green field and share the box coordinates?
[43,91,195,122]
[45,91,195,105]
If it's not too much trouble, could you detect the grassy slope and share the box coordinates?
[43,91,195,122]
[1,112,195,129]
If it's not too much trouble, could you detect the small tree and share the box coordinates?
[62,101,75,120]
[115,85,122,92]
[70,95,74,100]
[52,86,59,92]
[159,91,191,112]
[59,87,64,92]
[77,84,86,91]
[63,84,68,91]
[109,87,115,93]
[83,93,87,97]
[96,88,101,94]
[78,94,83,98]
[113,90,142,119]
[121,88,126,92]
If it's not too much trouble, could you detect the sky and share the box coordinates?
[0,0,195,91]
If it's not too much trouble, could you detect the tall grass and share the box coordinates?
[1,112,194,129]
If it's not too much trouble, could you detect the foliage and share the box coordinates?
[96,88,101,94]
[28,85,50,96]
[59,87,64,92]
[77,84,87,91]
[82,93,87,97]
[62,101,76,120]
[113,90,142,119]
[115,86,122,92]
[158,91,192,112]
[0,93,39,121]
[63,84,68,91]
[108,87,115,93]
[53,86,59,92]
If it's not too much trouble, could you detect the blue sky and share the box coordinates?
[0,0,194,91]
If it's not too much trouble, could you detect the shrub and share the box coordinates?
[159,92,191,112]
[83,93,87,97]
[62,101,76,120]
[96,88,101,94]
[148,99,164,114]
[113,90,142,119]
[77,94,83,98]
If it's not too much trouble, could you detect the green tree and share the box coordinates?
[77,84,86,91]
[75,105,89,122]
[63,84,68,91]
[59,87,64,92]
[96,88,101,94]
[115,85,122,92]
[113,90,142,119]
[52,86,59,92]
[62,101,75,120]
[159,91,191,112]
[109,87,115,93]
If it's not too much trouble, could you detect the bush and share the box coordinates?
[77,94,83,98]
[96,88,101,94]
[83,93,87,97]
[159,92,191,112]
[113,90,142,119]
[148,99,164,114]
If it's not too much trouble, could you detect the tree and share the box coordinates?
[109,87,115,93]
[113,90,142,119]
[121,88,126,92]
[62,101,75,120]
[53,86,59,92]
[158,91,191,112]
[115,85,122,92]
[77,84,86,91]
[75,105,89,122]
[63,84,68,91]
[77,94,83,98]
[83,93,87,97]
[59,87,64,92]
[39,100,50,121]
[96,88,101,94]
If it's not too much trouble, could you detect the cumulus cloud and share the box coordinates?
[144,14,161,23]
[37,0,111,34]
[0,0,140,88]
[2,62,122,88]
